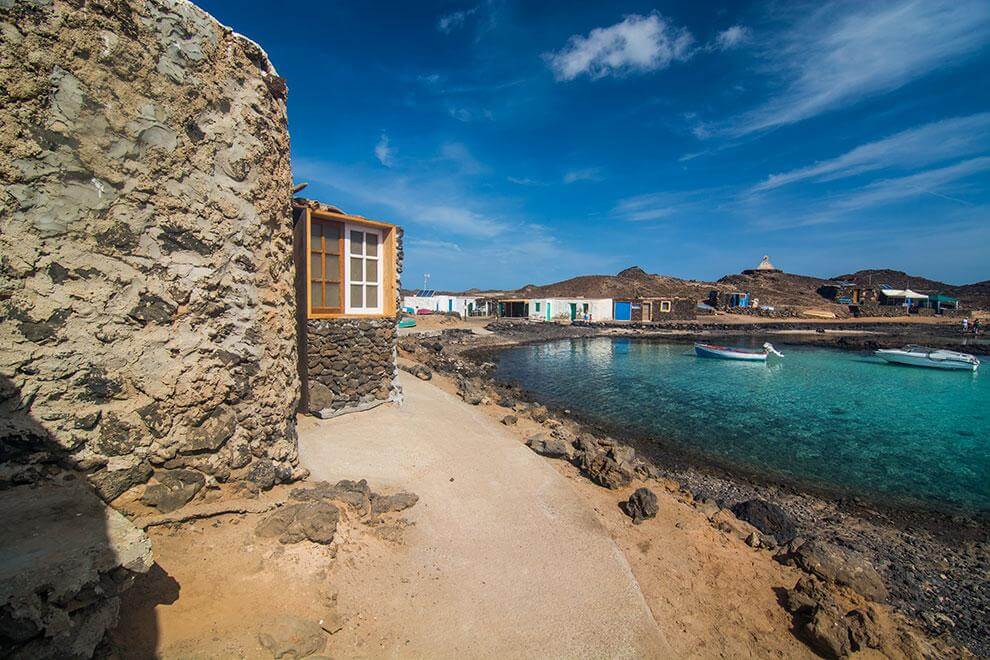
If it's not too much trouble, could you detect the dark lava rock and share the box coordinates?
[181,405,236,454]
[623,487,658,524]
[529,406,550,423]
[526,434,571,459]
[458,378,486,405]
[370,492,419,515]
[292,479,371,512]
[782,576,884,659]
[782,539,888,603]
[255,501,340,545]
[140,469,205,512]
[246,458,277,491]
[501,415,518,426]
[578,448,633,490]
[731,498,797,544]
[90,462,153,502]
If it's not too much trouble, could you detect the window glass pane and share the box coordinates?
[350,257,363,281]
[325,282,340,308]
[366,284,378,307]
[325,225,340,254]
[365,258,377,283]
[310,252,322,280]
[350,230,364,255]
[365,233,378,257]
[350,284,363,308]
[325,254,340,282]
[310,282,322,308]
[310,222,321,251]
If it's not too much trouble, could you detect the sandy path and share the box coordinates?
[297,372,671,658]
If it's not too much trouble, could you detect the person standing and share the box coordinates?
[962,318,969,333]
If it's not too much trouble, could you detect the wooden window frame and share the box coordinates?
[302,207,397,320]
[660,300,672,313]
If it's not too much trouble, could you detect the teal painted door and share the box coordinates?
[569,303,577,320]
[545,302,551,321]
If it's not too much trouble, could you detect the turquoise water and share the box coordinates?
[494,338,990,513]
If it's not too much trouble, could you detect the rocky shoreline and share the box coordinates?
[400,320,989,657]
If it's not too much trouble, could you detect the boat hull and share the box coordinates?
[694,344,767,361]
[875,351,978,371]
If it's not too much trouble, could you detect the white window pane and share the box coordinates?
[350,230,364,255]
[365,233,378,257]
[366,284,378,307]
[350,257,362,281]
[365,258,377,283]
[350,284,363,308]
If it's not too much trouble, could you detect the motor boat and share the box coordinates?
[875,345,980,371]
[694,342,784,361]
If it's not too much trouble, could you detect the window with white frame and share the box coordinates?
[346,226,382,314]
[660,300,672,312]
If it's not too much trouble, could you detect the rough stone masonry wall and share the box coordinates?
[306,228,403,417]
[0,0,301,500]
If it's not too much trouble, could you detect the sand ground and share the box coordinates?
[114,370,824,658]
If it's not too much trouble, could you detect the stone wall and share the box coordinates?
[0,0,301,500]
[305,318,400,417]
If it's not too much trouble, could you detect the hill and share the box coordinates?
[518,266,718,300]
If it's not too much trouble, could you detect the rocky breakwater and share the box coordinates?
[306,318,401,417]
[0,0,302,505]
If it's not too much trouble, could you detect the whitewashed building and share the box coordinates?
[497,297,613,322]
[402,291,493,316]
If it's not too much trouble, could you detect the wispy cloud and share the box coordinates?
[507,176,548,186]
[544,12,694,81]
[713,25,750,50]
[438,142,488,175]
[438,6,478,34]
[563,167,604,184]
[830,157,990,212]
[611,190,717,222]
[753,113,990,191]
[374,133,394,167]
[294,158,506,238]
[721,0,990,136]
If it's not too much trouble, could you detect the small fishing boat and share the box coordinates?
[875,345,979,371]
[694,342,784,361]
[398,317,417,329]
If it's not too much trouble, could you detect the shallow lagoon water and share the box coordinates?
[494,338,990,513]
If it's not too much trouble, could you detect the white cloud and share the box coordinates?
[544,12,694,81]
[723,0,990,136]
[611,190,715,222]
[753,113,990,191]
[507,176,548,186]
[374,133,394,167]
[563,167,603,184]
[831,157,990,212]
[714,25,750,50]
[438,6,477,34]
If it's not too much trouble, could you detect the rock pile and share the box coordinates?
[255,479,418,546]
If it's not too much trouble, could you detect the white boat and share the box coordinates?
[875,345,980,371]
[694,342,784,361]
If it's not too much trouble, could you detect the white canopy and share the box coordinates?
[880,288,928,300]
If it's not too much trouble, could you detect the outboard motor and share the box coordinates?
[763,342,784,357]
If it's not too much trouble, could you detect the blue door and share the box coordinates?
[448,299,453,312]
[614,301,631,321]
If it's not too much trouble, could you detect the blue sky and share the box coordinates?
[199,0,990,289]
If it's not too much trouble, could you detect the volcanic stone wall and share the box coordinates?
[0,0,301,500]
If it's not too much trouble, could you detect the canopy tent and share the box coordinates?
[880,288,928,300]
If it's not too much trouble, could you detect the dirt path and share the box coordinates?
[297,372,671,658]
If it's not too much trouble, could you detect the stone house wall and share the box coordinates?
[300,221,403,418]
[0,0,302,500]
